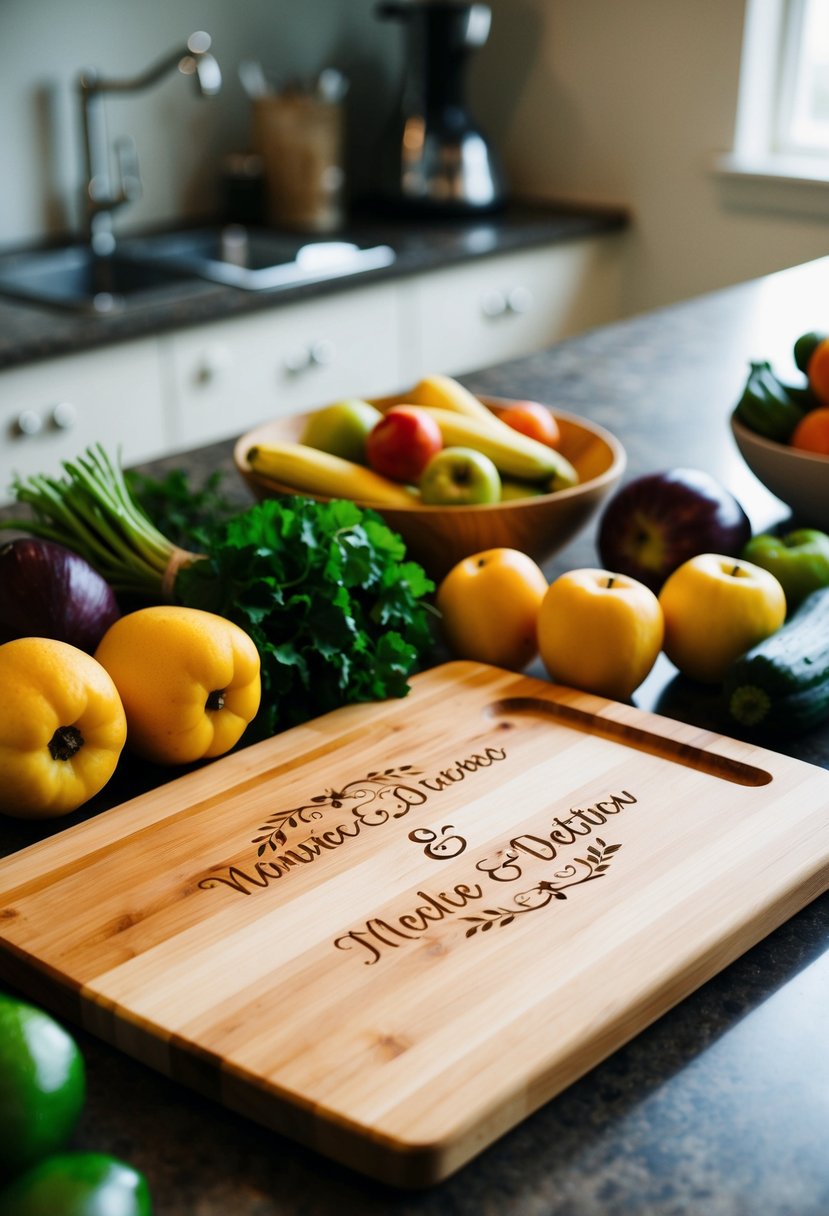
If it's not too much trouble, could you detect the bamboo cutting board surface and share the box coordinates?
[2,661,829,1187]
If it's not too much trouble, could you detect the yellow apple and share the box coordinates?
[536,568,664,701]
[436,548,548,671]
[657,553,786,684]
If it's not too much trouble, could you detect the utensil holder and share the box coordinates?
[252,94,345,233]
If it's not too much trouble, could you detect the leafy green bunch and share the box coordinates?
[176,496,436,735]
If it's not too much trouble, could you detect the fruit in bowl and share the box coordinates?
[234,377,626,580]
[730,337,829,528]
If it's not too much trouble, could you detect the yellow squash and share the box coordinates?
[0,637,127,819]
[95,605,261,766]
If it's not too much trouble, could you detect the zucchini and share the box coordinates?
[733,360,808,443]
[721,586,829,737]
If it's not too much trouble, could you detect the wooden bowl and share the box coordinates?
[234,399,626,580]
[731,412,829,529]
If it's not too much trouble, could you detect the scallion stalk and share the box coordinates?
[1,445,198,597]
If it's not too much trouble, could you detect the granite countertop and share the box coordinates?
[2,254,829,1214]
[0,201,628,370]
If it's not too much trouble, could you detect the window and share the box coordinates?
[716,0,829,212]
[776,0,829,157]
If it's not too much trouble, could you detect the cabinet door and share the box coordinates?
[163,281,404,449]
[0,339,169,504]
[406,235,625,380]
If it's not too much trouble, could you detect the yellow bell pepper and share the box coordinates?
[0,637,127,819]
[94,605,261,766]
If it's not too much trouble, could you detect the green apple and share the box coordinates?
[420,446,501,506]
[741,529,829,611]
[300,399,383,463]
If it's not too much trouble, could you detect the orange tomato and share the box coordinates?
[498,401,561,448]
[806,338,829,406]
[790,406,829,456]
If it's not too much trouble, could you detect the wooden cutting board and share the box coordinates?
[2,661,829,1188]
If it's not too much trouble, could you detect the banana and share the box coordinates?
[405,374,495,424]
[246,442,418,508]
[417,407,580,488]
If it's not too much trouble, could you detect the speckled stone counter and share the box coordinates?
[2,254,829,1215]
[0,202,627,369]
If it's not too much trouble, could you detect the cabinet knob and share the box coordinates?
[51,401,77,430]
[195,345,232,384]
[481,289,507,319]
[15,409,43,436]
[309,339,335,367]
[284,339,335,375]
[506,286,533,314]
[481,286,534,319]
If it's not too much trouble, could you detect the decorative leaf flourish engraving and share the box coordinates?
[251,766,424,855]
[462,839,622,937]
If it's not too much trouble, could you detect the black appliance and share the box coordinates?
[375,0,506,215]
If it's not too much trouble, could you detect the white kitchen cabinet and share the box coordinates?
[402,234,626,379]
[0,338,170,501]
[0,230,627,505]
[161,280,405,450]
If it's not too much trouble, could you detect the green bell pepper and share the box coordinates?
[742,528,829,610]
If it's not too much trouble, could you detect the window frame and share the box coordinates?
[714,0,829,217]
[774,0,829,159]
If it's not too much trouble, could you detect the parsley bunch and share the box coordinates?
[176,496,436,734]
[3,446,437,737]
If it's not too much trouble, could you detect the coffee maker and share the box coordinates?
[375,0,506,216]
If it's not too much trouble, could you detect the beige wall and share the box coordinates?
[2,0,828,317]
[471,0,829,314]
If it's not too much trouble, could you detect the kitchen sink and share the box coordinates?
[121,225,396,291]
[0,226,397,313]
[0,243,201,314]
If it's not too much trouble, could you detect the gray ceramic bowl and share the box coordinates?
[731,411,829,529]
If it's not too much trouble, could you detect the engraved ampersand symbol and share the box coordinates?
[408,825,467,860]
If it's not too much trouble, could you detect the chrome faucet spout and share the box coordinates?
[78,32,222,253]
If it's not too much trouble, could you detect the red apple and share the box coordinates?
[365,406,443,483]
[596,468,751,594]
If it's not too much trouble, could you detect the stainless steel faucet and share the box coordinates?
[78,31,222,254]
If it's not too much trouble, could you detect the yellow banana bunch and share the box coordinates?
[246,441,417,507]
[406,373,495,424]
[415,407,579,488]
[403,373,578,488]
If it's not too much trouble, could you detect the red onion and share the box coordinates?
[0,538,121,653]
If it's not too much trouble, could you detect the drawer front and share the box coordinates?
[0,339,169,504]
[164,283,404,448]
[411,236,624,378]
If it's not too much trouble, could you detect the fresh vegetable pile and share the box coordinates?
[734,330,829,454]
[1,445,436,745]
